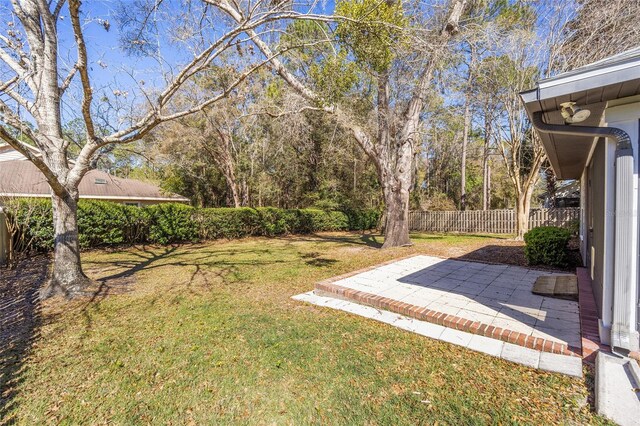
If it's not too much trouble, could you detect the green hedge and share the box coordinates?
[78,200,148,247]
[146,203,199,244]
[196,207,353,239]
[3,199,380,253]
[523,226,572,267]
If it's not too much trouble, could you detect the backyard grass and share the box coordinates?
[3,232,610,424]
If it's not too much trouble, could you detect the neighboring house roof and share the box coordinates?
[520,47,640,179]
[0,145,188,203]
[538,180,580,200]
[555,180,580,199]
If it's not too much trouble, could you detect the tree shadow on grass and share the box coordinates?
[293,232,507,249]
[301,252,339,267]
[283,232,383,248]
[83,245,181,304]
[80,244,304,311]
[0,256,50,423]
[79,245,290,331]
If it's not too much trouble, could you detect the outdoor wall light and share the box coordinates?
[560,101,591,123]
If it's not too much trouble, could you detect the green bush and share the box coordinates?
[4,198,55,252]
[298,209,350,232]
[196,207,260,240]
[343,208,382,230]
[524,226,572,267]
[78,201,148,248]
[145,203,198,244]
[3,199,380,255]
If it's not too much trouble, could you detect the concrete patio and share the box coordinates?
[294,255,584,376]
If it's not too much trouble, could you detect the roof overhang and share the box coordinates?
[521,48,640,179]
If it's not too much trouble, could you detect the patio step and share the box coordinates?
[315,280,580,357]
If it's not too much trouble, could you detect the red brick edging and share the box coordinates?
[315,280,580,356]
[576,268,610,364]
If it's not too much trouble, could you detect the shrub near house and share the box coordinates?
[3,199,381,254]
[524,226,572,267]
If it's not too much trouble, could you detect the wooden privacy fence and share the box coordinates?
[408,208,580,234]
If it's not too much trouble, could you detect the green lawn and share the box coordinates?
[5,233,610,424]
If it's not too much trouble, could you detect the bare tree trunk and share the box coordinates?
[222,167,241,208]
[460,44,476,211]
[514,185,534,240]
[545,166,557,208]
[482,156,489,210]
[486,162,491,209]
[229,182,241,208]
[41,190,91,298]
[382,177,412,247]
[377,72,414,248]
[482,115,491,210]
[461,101,470,210]
[381,146,415,247]
[353,155,357,193]
[241,179,249,207]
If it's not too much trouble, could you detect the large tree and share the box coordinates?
[208,0,467,248]
[0,0,326,297]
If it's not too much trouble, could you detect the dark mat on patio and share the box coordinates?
[532,275,578,301]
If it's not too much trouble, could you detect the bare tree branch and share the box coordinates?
[59,64,78,93]
[208,0,377,157]
[68,0,97,141]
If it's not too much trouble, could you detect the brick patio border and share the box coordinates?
[315,280,581,357]
[576,268,610,364]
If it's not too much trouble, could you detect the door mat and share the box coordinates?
[532,275,578,300]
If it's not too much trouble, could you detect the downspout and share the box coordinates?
[532,111,638,355]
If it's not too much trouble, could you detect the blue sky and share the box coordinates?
[56,1,336,92]
[45,0,337,126]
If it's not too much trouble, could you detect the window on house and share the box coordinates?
[94,178,107,185]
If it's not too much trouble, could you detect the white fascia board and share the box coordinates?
[537,62,640,102]
[0,193,189,202]
[539,60,640,90]
[0,193,49,198]
[79,195,190,202]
